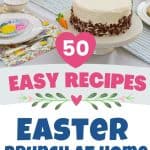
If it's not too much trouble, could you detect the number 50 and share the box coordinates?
[63,40,89,56]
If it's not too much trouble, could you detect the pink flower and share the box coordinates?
[28,96,33,102]
[119,96,126,102]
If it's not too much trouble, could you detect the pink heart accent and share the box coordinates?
[71,95,82,106]
[55,32,96,68]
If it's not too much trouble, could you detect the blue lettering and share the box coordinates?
[54,118,70,140]
[72,119,88,140]
[17,118,32,140]
[110,118,128,140]
[91,118,108,140]
[33,119,52,140]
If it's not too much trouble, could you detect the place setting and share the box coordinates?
[0,0,60,66]
[0,0,150,66]
[137,0,150,26]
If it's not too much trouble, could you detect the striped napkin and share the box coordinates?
[122,0,150,64]
[123,24,150,64]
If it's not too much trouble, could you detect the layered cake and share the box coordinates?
[70,0,132,36]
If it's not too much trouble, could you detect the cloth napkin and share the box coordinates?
[0,5,60,66]
[123,24,150,64]
[123,0,150,64]
[0,23,60,66]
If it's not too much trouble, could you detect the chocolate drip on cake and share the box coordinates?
[70,8,132,36]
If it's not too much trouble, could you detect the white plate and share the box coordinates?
[0,13,43,45]
[64,12,143,55]
[137,1,150,26]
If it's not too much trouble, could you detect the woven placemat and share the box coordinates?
[123,0,150,64]
[31,0,72,15]
[123,24,150,64]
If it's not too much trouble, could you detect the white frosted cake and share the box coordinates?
[70,0,132,36]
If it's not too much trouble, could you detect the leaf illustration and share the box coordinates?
[35,93,43,98]
[55,103,63,110]
[91,103,98,110]
[100,93,108,98]
[104,103,112,108]
[126,95,134,101]
[32,102,39,107]
[88,93,97,98]
[115,102,122,107]
[110,93,118,98]
[56,93,66,99]
[20,96,27,101]
[45,93,54,98]
[42,103,49,108]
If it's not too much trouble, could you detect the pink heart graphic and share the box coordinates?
[71,95,82,106]
[55,32,96,68]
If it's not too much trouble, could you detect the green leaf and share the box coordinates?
[45,93,54,98]
[56,18,59,22]
[115,102,122,107]
[88,93,97,99]
[59,13,64,18]
[91,103,98,110]
[104,103,112,108]
[56,93,66,99]
[35,93,43,98]
[57,13,64,18]
[126,96,134,101]
[110,93,118,98]
[55,103,63,110]
[1,23,7,27]
[100,93,108,98]
[32,102,39,107]
[42,103,49,108]
[20,96,27,101]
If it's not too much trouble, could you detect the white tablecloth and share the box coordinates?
[0,1,149,68]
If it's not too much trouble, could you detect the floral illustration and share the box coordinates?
[20,92,134,110]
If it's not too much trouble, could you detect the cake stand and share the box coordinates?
[64,12,143,55]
